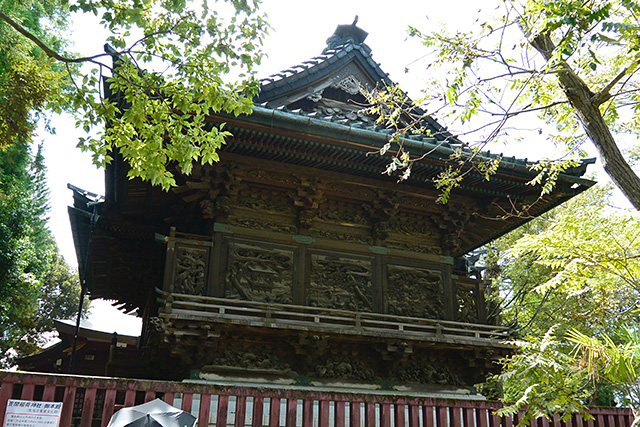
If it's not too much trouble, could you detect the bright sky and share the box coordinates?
[34,0,624,333]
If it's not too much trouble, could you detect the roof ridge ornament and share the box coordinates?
[324,16,369,53]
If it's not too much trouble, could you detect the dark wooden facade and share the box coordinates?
[68,22,594,389]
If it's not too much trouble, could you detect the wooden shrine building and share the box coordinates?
[69,22,594,393]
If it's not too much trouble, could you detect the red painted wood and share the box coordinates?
[198,393,211,427]
[364,402,376,427]
[476,407,489,427]
[408,404,420,427]
[539,416,550,427]
[285,398,297,427]
[101,389,117,427]
[565,415,574,427]
[463,406,475,427]
[394,403,406,427]
[59,386,77,427]
[503,414,514,427]
[80,388,97,427]
[217,395,229,427]
[252,397,264,427]
[302,399,313,426]
[269,397,280,427]
[335,401,346,427]
[451,406,462,427]
[20,383,35,400]
[163,392,175,406]
[436,406,448,427]
[42,385,56,401]
[488,410,501,427]
[182,392,193,412]
[236,395,247,427]
[350,401,361,427]
[0,372,635,427]
[380,402,391,427]
[124,389,136,407]
[423,404,435,427]
[318,399,330,426]
[144,390,155,402]
[0,381,14,427]
[572,414,584,427]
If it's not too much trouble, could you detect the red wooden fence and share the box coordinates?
[0,371,633,427]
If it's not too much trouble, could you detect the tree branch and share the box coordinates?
[0,11,112,64]
[592,64,637,106]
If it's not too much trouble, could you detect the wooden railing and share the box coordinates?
[158,289,511,346]
[1,371,632,427]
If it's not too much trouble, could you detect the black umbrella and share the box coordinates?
[107,398,197,427]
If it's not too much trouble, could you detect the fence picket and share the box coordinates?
[335,401,346,427]
[365,402,376,427]
[198,393,211,427]
[0,372,634,427]
[20,383,35,400]
[252,397,264,427]
[350,401,361,427]
[394,403,406,427]
[59,385,76,427]
[0,381,14,426]
[217,395,229,427]
[269,397,280,427]
[318,399,330,426]
[80,388,97,427]
[236,395,247,427]
[286,398,297,427]
[101,388,117,427]
[182,392,193,413]
[381,402,391,427]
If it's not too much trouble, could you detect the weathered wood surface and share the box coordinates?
[0,371,633,427]
[158,290,511,346]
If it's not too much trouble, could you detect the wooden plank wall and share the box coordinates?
[0,371,633,427]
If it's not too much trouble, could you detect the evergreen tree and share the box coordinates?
[0,143,83,368]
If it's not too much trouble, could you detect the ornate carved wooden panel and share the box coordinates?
[455,283,479,323]
[174,246,209,295]
[386,264,446,319]
[308,253,373,312]
[224,240,295,303]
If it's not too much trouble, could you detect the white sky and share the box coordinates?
[34,0,628,333]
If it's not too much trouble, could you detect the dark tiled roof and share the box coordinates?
[257,42,392,105]
[253,28,594,180]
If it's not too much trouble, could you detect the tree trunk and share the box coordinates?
[529,33,640,211]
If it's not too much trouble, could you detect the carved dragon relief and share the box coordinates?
[174,246,208,295]
[387,265,445,319]
[208,349,293,374]
[314,356,375,381]
[456,285,479,323]
[224,242,294,304]
[391,358,462,385]
[308,254,373,312]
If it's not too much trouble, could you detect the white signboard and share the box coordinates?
[3,400,63,427]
